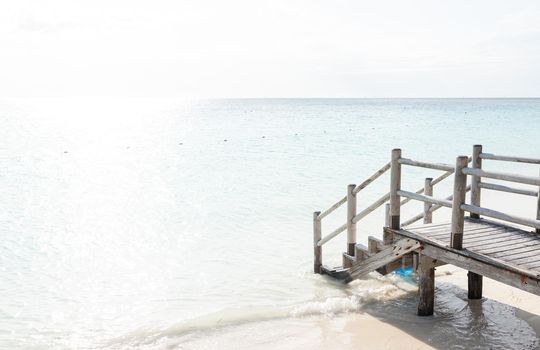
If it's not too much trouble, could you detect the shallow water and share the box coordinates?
[1,98,539,349]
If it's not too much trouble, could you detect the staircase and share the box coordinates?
[321,236,418,281]
[312,145,540,317]
[313,150,471,283]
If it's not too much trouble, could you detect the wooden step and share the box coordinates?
[342,252,356,268]
[320,265,350,281]
[345,238,422,283]
[368,235,386,253]
[355,243,371,261]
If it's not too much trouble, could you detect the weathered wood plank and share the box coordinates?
[355,243,370,261]
[479,182,538,197]
[491,245,540,259]
[427,226,503,238]
[466,234,538,250]
[398,157,455,172]
[347,184,357,255]
[318,196,347,220]
[479,152,540,165]
[390,149,402,229]
[342,252,355,268]
[417,254,436,316]
[397,190,452,208]
[477,239,540,255]
[461,204,540,230]
[346,238,422,282]
[386,228,540,296]
[317,223,347,247]
[462,168,540,187]
[424,178,433,224]
[313,212,322,273]
[386,227,540,280]
[401,212,425,227]
[352,192,390,224]
[451,156,470,249]
[537,168,540,234]
[468,271,483,299]
[427,225,510,239]
[513,255,540,265]
[368,236,386,252]
[353,162,391,194]
[519,260,540,269]
[470,145,483,219]
[460,234,530,250]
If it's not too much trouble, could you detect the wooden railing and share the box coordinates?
[313,144,540,274]
[313,154,468,273]
[389,145,540,251]
[466,145,540,234]
[313,162,390,273]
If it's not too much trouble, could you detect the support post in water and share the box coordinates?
[469,146,484,293]
[417,254,436,316]
[468,271,483,299]
[313,211,322,274]
[470,144,482,219]
[347,184,357,256]
[390,149,402,230]
[423,177,433,224]
[451,156,469,249]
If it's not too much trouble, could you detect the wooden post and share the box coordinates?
[383,203,394,245]
[468,271,483,299]
[347,184,357,256]
[423,177,433,224]
[417,254,435,316]
[450,156,469,250]
[390,149,402,230]
[385,203,390,227]
[468,147,484,295]
[470,145,482,219]
[313,211,322,274]
[537,169,540,234]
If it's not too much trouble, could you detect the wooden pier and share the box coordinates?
[313,145,540,316]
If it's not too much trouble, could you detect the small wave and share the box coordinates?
[290,273,416,317]
[108,272,415,349]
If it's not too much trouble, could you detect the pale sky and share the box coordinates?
[1,0,539,97]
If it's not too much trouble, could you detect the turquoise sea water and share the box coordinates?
[1,98,539,349]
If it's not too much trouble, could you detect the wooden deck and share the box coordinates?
[313,145,540,315]
[386,217,540,296]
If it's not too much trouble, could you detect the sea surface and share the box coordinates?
[1,98,539,349]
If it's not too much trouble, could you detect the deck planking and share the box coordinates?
[404,217,540,274]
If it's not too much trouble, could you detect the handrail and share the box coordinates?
[399,158,454,172]
[316,162,390,221]
[462,168,540,187]
[400,157,471,206]
[317,223,347,247]
[402,185,471,227]
[461,204,540,230]
[313,145,540,275]
[479,182,538,197]
[352,192,390,224]
[316,157,464,247]
[318,196,347,220]
[479,153,540,165]
[397,190,453,208]
[353,162,391,194]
